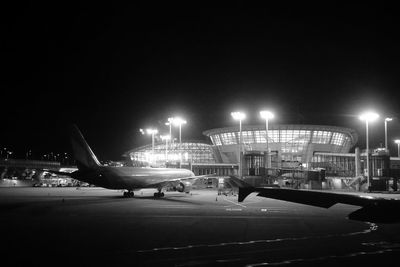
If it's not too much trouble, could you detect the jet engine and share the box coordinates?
[175,181,192,193]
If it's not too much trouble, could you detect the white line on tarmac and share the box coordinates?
[137,222,378,253]
[140,205,193,209]
[223,198,247,208]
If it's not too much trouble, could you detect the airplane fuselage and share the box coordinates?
[72,166,195,190]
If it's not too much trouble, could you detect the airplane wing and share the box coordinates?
[239,186,380,208]
[229,176,400,223]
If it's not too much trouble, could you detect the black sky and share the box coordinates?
[2,2,400,160]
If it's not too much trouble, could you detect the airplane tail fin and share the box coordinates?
[70,125,101,170]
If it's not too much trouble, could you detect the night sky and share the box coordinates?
[2,3,400,160]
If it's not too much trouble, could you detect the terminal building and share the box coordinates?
[124,124,400,191]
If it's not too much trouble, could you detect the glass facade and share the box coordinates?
[220,132,236,145]
[311,154,356,177]
[128,141,216,165]
[311,153,391,178]
[203,125,357,165]
[210,129,350,147]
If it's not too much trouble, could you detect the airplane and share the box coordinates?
[51,125,209,198]
[228,176,400,223]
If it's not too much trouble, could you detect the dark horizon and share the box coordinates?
[2,3,400,160]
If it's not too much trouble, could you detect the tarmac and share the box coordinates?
[1,187,400,266]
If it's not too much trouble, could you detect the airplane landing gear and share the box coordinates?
[154,191,165,197]
[123,191,134,198]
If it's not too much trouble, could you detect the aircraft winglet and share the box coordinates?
[228,176,255,202]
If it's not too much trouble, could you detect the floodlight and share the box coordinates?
[231,111,246,120]
[260,110,274,120]
[146,128,158,135]
[160,135,171,141]
[165,117,174,126]
[172,117,186,126]
[359,112,379,122]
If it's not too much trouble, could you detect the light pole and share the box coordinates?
[173,117,186,145]
[260,110,274,170]
[173,117,186,168]
[395,140,400,157]
[359,111,379,190]
[160,135,171,164]
[384,118,392,151]
[231,111,246,179]
[143,128,158,164]
[148,128,158,162]
[165,117,174,149]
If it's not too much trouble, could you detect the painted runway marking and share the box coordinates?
[137,222,378,253]
[246,241,400,266]
[159,206,192,209]
[222,198,247,208]
[225,208,243,211]
[140,205,193,209]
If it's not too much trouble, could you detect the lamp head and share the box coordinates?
[173,117,186,126]
[260,110,274,120]
[231,111,246,121]
[146,128,158,135]
[359,112,379,122]
[160,135,171,141]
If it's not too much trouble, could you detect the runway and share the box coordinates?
[1,187,400,266]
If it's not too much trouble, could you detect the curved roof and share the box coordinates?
[203,124,358,147]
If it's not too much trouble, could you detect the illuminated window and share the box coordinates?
[331,132,344,146]
[312,131,332,144]
[221,132,237,145]
[269,130,279,143]
[280,130,311,144]
[211,135,222,146]
[130,142,216,164]
[280,130,293,143]
[242,131,254,143]
[254,130,266,143]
